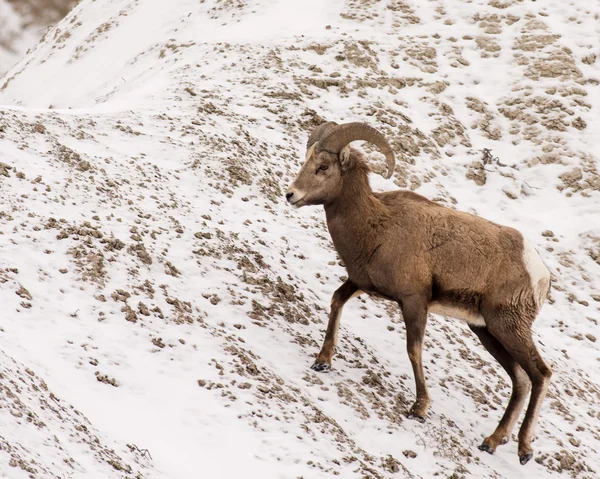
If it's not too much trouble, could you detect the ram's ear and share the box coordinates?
[339,146,354,172]
[305,143,317,162]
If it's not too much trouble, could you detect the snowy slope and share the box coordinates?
[0,0,76,77]
[1,0,599,478]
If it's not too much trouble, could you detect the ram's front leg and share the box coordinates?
[311,280,361,372]
[401,295,431,421]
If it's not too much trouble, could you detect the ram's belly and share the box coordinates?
[428,301,485,327]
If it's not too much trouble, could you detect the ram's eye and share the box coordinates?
[318,164,329,171]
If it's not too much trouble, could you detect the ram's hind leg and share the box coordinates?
[469,325,531,454]
[487,319,552,465]
[311,280,361,372]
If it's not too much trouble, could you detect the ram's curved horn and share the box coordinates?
[307,121,338,149]
[318,122,395,179]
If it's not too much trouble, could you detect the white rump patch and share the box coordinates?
[522,238,551,307]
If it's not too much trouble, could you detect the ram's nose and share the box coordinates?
[285,191,294,202]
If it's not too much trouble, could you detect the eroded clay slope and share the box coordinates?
[0,0,599,478]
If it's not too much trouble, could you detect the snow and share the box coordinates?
[0,1,41,77]
[0,0,75,78]
[1,0,600,478]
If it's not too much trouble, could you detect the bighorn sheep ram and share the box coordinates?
[286,121,552,465]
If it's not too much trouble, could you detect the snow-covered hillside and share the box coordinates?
[0,0,599,478]
[0,0,76,77]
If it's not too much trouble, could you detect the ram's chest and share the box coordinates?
[331,243,375,286]
[349,265,399,302]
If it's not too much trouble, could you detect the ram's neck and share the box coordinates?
[324,164,389,273]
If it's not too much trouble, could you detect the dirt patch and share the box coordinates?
[558,157,600,194]
[466,97,502,140]
[475,36,501,57]
[526,49,583,81]
[343,41,379,70]
[514,34,560,52]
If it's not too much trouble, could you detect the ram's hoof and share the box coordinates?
[310,362,331,372]
[519,453,533,465]
[407,413,426,423]
[478,443,495,455]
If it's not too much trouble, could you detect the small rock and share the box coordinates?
[502,188,518,199]
[123,306,138,323]
[138,302,151,316]
[0,162,12,177]
[403,450,417,459]
[257,384,270,393]
[571,117,586,130]
[77,161,91,172]
[128,243,152,265]
[382,455,401,472]
[16,286,32,300]
[95,372,118,387]
[111,289,131,302]
[568,437,580,447]
[165,261,180,277]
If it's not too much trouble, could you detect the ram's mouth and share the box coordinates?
[286,191,307,208]
[289,197,306,208]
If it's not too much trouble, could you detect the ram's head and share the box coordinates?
[286,122,395,207]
